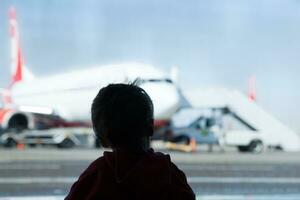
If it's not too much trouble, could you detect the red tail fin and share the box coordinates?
[248,76,257,101]
[9,6,23,86]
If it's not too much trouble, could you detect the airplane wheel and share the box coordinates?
[57,138,75,149]
[3,138,17,148]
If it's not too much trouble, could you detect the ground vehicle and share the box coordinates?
[181,88,300,152]
[171,111,219,146]
[171,107,279,153]
[0,128,95,148]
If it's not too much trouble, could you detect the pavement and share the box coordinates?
[1,147,300,199]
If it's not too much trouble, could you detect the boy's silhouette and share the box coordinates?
[65,83,195,200]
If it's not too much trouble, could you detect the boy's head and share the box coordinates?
[91,83,154,152]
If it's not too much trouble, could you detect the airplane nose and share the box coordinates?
[140,82,180,120]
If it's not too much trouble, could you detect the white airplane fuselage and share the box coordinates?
[2,8,180,129]
[10,63,181,122]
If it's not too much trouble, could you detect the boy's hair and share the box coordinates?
[91,83,154,151]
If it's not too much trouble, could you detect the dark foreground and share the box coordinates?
[0,148,300,199]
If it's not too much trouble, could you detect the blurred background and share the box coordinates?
[0,0,300,131]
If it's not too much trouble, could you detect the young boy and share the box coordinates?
[65,83,195,200]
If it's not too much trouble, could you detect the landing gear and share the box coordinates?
[3,137,17,148]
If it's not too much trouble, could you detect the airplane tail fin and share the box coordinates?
[9,6,24,86]
[248,76,257,101]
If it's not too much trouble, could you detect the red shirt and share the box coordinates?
[65,149,195,200]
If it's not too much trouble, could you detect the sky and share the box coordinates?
[0,0,300,131]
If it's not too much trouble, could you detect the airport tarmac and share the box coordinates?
[1,147,300,200]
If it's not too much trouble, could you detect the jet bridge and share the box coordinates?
[183,87,300,152]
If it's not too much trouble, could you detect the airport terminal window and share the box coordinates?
[1,1,300,199]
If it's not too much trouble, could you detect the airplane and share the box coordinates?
[0,7,181,133]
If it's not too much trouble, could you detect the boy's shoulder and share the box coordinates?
[66,149,195,200]
[146,148,171,159]
[78,154,109,179]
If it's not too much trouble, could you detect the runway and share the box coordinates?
[1,148,300,199]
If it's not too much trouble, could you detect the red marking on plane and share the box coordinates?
[248,76,257,101]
